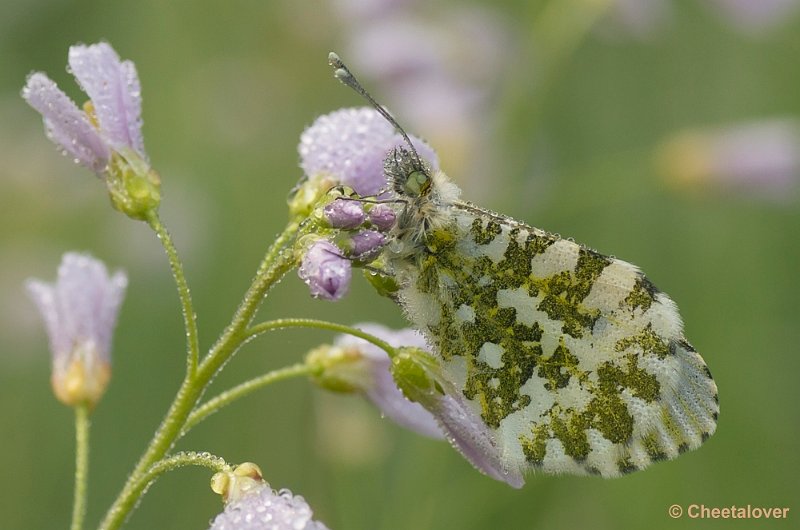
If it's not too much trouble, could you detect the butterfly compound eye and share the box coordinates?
[404,170,432,197]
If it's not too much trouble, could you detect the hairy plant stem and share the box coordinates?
[147,212,200,375]
[71,405,90,530]
[98,218,300,530]
[124,451,230,511]
[183,363,316,434]
[244,318,397,356]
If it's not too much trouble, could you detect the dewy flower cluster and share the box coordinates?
[209,464,329,530]
[22,40,526,530]
[294,106,439,301]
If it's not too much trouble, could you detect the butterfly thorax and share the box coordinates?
[384,148,462,263]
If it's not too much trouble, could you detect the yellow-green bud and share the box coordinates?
[288,173,340,217]
[211,462,264,503]
[106,149,161,220]
[305,344,370,393]
[390,347,445,406]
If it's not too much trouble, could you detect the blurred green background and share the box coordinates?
[2,1,799,529]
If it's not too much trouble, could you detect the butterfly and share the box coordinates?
[329,53,718,478]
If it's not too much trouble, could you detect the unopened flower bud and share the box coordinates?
[322,199,366,229]
[211,462,264,503]
[347,230,386,259]
[307,343,378,394]
[298,240,351,301]
[367,204,396,231]
[209,480,330,530]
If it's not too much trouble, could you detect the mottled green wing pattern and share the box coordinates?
[392,201,718,477]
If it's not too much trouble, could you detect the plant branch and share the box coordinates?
[147,212,200,375]
[182,363,315,435]
[70,405,90,530]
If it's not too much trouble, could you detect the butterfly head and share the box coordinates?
[385,147,433,199]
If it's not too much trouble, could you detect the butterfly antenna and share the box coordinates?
[328,52,425,171]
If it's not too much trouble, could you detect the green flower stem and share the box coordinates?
[182,363,316,435]
[243,318,398,357]
[198,219,302,378]
[181,319,401,437]
[146,211,200,375]
[71,405,90,530]
[125,451,230,509]
[98,219,301,530]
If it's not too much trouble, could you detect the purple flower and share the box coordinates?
[322,199,367,229]
[348,230,386,258]
[331,0,417,21]
[298,240,351,301]
[391,347,525,488]
[367,204,396,231]
[658,119,800,200]
[22,42,146,174]
[597,0,672,41]
[209,483,330,530]
[25,253,127,407]
[334,324,524,487]
[331,323,444,439]
[424,392,524,489]
[298,107,439,196]
[707,0,800,34]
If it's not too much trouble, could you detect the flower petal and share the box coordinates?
[364,365,445,438]
[22,72,109,172]
[431,392,525,488]
[25,279,64,360]
[69,42,145,157]
[299,107,439,196]
[26,253,127,364]
[209,484,330,530]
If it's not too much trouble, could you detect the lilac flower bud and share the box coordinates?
[299,107,439,196]
[322,199,367,229]
[298,240,351,301]
[348,230,386,258]
[367,204,396,231]
[209,465,330,530]
[25,253,127,408]
[331,324,444,438]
